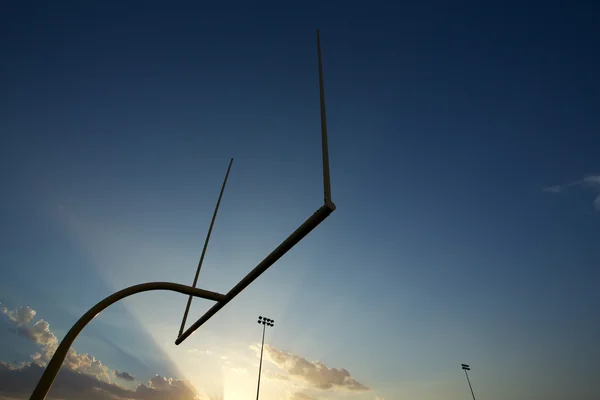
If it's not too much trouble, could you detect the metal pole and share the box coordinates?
[464,369,476,400]
[175,29,337,346]
[316,29,332,205]
[256,323,267,400]
[178,157,233,338]
[175,203,334,345]
[29,282,225,400]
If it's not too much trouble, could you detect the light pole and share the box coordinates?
[256,316,274,400]
[461,364,476,400]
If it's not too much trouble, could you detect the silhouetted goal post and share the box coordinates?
[29,29,335,400]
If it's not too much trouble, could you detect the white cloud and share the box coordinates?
[250,344,369,392]
[2,305,113,383]
[0,305,200,400]
[64,348,112,383]
[7,318,59,366]
[266,370,290,381]
[583,175,600,185]
[1,306,36,326]
[544,174,600,211]
[136,375,199,399]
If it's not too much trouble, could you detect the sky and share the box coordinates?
[1,1,599,399]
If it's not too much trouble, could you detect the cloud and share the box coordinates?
[4,316,112,384]
[2,305,113,384]
[1,306,36,326]
[136,375,200,400]
[250,344,369,392]
[543,174,600,210]
[8,318,59,366]
[64,348,112,383]
[584,176,600,185]
[0,362,200,400]
[114,370,135,381]
[0,305,200,400]
[264,370,291,381]
[0,362,128,400]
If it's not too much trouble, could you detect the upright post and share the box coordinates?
[178,158,233,338]
[29,283,225,400]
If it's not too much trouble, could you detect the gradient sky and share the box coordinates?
[1,1,599,400]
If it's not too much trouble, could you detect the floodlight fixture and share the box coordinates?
[175,28,336,346]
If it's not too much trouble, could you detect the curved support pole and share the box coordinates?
[29,282,225,400]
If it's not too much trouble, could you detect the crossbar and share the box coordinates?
[175,202,335,344]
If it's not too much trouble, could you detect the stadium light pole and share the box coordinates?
[256,316,274,400]
[461,364,477,400]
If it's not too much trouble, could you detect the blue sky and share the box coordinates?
[1,1,599,400]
